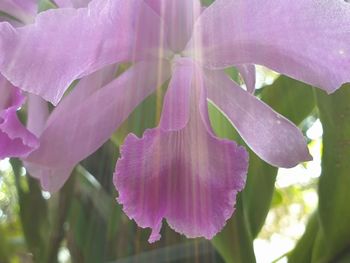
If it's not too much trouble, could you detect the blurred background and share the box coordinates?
[2,64,349,263]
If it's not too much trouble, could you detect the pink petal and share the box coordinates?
[0,0,37,23]
[45,63,118,121]
[237,64,256,94]
[206,69,312,168]
[145,0,201,52]
[26,94,49,137]
[0,75,38,158]
[25,64,117,192]
[159,59,192,130]
[25,162,73,193]
[0,0,166,105]
[55,0,91,8]
[25,95,66,192]
[188,0,350,93]
[25,61,171,192]
[114,59,248,242]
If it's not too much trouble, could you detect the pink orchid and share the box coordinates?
[0,0,349,242]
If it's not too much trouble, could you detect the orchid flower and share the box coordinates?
[0,0,91,161]
[0,0,349,242]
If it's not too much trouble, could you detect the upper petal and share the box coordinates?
[188,0,350,93]
[206,69,312,168]
[28,60,169,192]
[24,64,116,192]
[0,0,166,105]
[145,0,201,52]
[26,60,171,185]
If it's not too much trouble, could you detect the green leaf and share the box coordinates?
[38,0,57,12]
[201,0,215,6]
[71,142,123,262]
[312,85,350,262]
[80,140,119,192]
[212,197,256,263]
[0,225,11,263]
[335,249,350,263]
[10,158,49,262]
[45,175,76,263]
[225,67,241,84]
[75,165,117,222]
[289,213,318,263]
[242,152,276,238]
[208,102,241,141]
[68,193,108,263]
